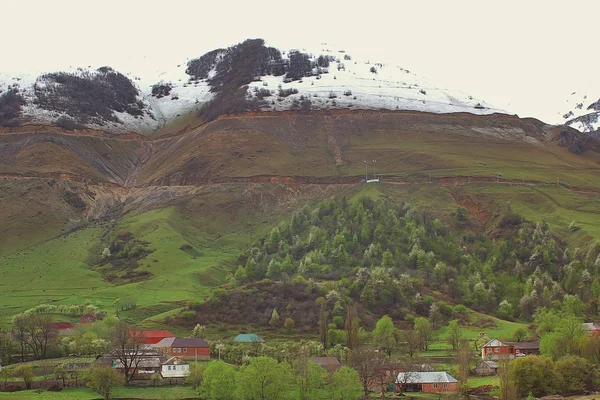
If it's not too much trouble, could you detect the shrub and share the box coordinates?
[328,91,337,99]
[343,90,352,96]
[286,51,312,81]
[370,66,377,74]
[34,67,144,125]
[278,88,298,97]
[568,220,580,232]
[151,83,172,98]
[0,88,25,126]
[56,116,85,130]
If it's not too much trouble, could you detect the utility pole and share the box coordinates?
[372,159,377,180]
[363,160,368,182]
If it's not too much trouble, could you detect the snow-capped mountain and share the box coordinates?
[560,92,600,133]
[0,39,508,135]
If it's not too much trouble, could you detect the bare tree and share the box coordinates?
[24,314,53,359]
[456,339,474,387]
[498,358,517,400]
[110,321,146,385]
[350,347,383,397]
[398,329,419,358]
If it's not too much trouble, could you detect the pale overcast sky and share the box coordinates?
[2,0,598,123]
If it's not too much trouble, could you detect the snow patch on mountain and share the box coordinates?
[0,41,509,134]
[560,91,600,133]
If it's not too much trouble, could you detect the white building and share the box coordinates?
[160,356,190,378]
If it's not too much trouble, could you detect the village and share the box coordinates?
[2,306,598,400]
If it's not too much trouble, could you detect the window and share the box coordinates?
[167,366,171,371]
[183,348,187,353]
[443,384,448,389]
[433,383,438,389]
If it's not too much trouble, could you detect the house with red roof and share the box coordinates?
[48,322,77,336]
[131,330,175,345]
[80,313,97,325]
[154,337,210,360]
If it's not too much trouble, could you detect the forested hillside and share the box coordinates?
[187,193,600,331]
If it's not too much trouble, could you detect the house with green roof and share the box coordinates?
[233,333,264,343]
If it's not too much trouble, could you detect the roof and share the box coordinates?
[233,333,264,343]
[80,313,97,320]
[132,330,175,338]
[310,357,341,366]
[113,356,165,369]
[477,360,498,369]
[583,323,600,330]
[163,356,189,366]
[154,337,209,348]
[48,322,77,330]
[510,341,540,350]
[483,339,508,348]
[396,372,458,384]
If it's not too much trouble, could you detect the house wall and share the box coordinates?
[423,382,459,393]
[482,346,515,360]
[475,365,496,376]
[167,347,210,360]
[161,364,190,378]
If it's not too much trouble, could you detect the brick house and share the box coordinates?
[154,337,210,360]
[395,372,459,394]
[481,339,515,360]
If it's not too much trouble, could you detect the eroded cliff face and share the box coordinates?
[0,109,597,253]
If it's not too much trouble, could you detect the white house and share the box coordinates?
[160,356,190,378]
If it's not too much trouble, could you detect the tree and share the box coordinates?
[150,372,162,386]
[554,356,598,395]
[0,326,14,366]
[237,356,294,400]
[317,297,329,350]
[398,329,419,358]
[456,339,473,387]
[345,305,360,350]
[510,355,557,398]
[373,315,396,357]
[269,308,280,327]
[429,303,442,329]
[201,360,237,400]
[512,327,528,342]
[192,324,206,338]
[0,368,10,391]
[186,364,206,389]
[328,366,363,400]
[350,347,383,396]
[110,321,146,385]
[414,317,434,351]
[54,363,69,388]
[13,365,33,389]
[447,319,463,351]
[498,358,517,400]
[297,359,328,400]
[84,364,125,400]
[284,318,295,332]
